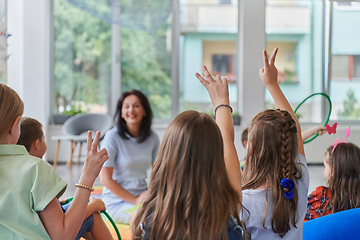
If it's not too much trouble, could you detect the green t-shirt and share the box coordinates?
[0,145,67,240]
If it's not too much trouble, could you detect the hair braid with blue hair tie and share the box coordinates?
[279,110,296,200]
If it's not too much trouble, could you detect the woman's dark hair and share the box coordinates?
[115,90,152,143]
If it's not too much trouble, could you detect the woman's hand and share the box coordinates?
[134,190,148,205]
[80,131,109,187]
[259,48,279,88]
[195,66,229,107]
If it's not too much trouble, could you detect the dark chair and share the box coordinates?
[51,113,113,169]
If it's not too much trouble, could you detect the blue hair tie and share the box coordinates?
[280,178,295,200]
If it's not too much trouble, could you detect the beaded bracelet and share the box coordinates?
[215,104,233,116]
[75,183,94,192]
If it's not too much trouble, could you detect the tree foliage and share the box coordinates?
[337,89,360,119]
[54,0,172,118]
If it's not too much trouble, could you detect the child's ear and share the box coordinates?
[10,116,21,134]
[34,139,41,150]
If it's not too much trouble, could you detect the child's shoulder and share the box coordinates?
[309,186,330,198]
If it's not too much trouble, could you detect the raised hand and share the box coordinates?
[259,48,279,87]
[195,66,242,201]
[195,66,229,107]
[80,131,109,186]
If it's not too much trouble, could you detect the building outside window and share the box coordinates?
[179,0,238,115]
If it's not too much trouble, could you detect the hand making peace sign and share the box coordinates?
[259,48,279,87]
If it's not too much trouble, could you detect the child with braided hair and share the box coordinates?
[240,48,309,239]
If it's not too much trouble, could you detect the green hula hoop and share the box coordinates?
[294,92,332,144]
[64,197,122,240]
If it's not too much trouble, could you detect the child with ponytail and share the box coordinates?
[240,48,309,239]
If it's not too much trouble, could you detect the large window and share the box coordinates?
[53,0,172,120]
[179,0,238,115]
[265,0,360,122]
[330,2,360,120]
[53,0,111,117]
[119,0,172,119]
[265,0,323,123]
[53,0,360,124]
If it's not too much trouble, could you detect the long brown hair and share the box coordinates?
[326,143,360,213]
[132,110,242,240]
[0,83,24,137]
[242,109,301,238]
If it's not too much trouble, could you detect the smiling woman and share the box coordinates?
[99,90,160,224]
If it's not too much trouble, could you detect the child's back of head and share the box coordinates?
[327,142,360,213]
[17,117,46,158]
[0,83,24,139]
[243,108,302,237]
[133,110,241,239]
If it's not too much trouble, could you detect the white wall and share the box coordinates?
[8,0,51,159]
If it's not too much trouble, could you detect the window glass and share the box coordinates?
[179,0,238,116]
[330,2,360,120]
[119,0,172,119]
[265,0,324,123]
[53,0,111,116]
[54,0,172,120]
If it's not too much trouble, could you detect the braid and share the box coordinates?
[281,111,297,178]
[279,110,297,193]
[245,109,301,237]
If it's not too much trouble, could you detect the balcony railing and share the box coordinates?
[180,3,310,34]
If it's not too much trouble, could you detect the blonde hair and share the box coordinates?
[0,83,24,137]
[243,109,301,238]
[133,110,243,240]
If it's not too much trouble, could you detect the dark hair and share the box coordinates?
[17,117,44,152]
[133,111,243,240]
[326,143,360,213]
[115,90,152,143]
[243,109,301,238]
[242,128,248,142]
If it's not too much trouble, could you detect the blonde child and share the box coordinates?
[240,48,308,239]
[0,83,110,240]
[131,66,245,239]
[17,117,113,240]
[305,141,360,221]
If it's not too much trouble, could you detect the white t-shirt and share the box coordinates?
[101,127,159,205]
[240,153,309,240]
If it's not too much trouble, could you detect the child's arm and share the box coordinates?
[259,48,304,156]
[38,131,109,240]
[196,67,242,200]
[302,125,326,141]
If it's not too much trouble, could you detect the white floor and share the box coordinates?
[55,163,326,199]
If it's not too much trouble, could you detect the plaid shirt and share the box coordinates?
[304,186,332,221]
